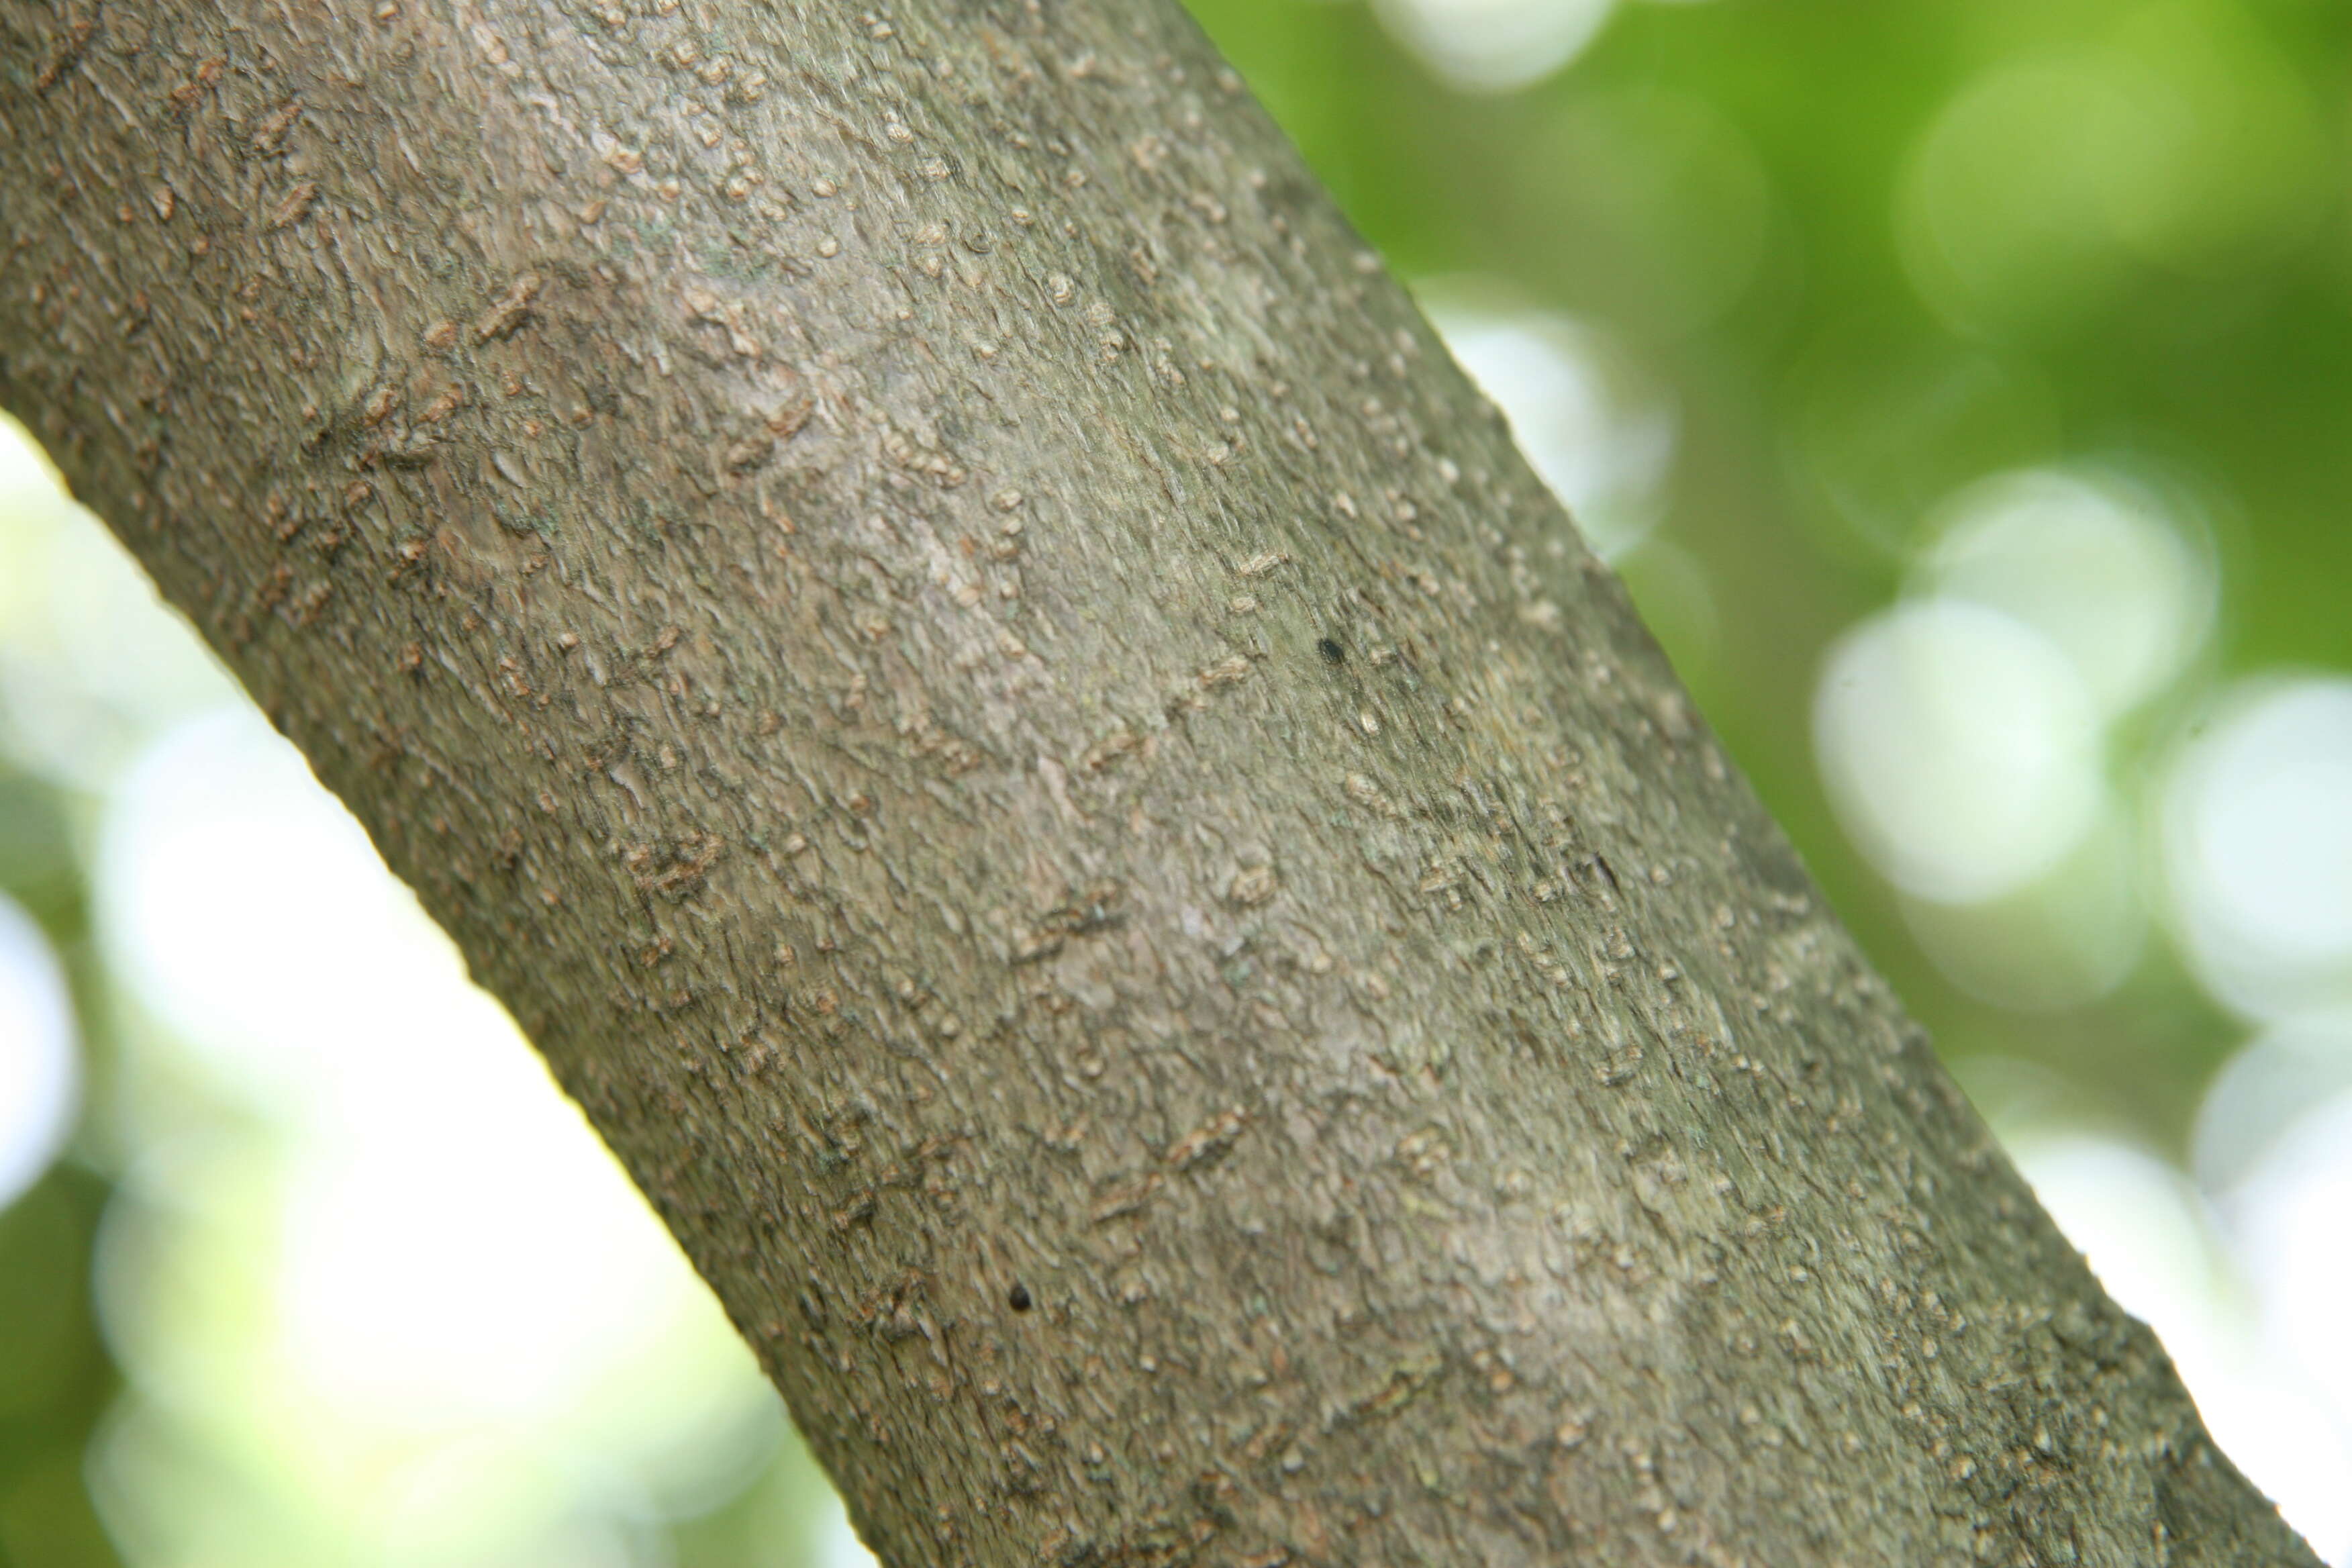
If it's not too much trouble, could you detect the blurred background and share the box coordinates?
[6,0,2352,1559]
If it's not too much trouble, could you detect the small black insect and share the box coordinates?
[1008,1282,1034,1312]
[1316,636,1346,666]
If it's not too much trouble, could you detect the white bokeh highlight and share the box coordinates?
[2192,1014,2352,1197]
[0,411,239,789]
[2163,678,2352,1018]
[814,1491,882,1568]
[1423,294,1675,560]
[1373,0,1616,94]
[97,710,442,1112]
[2222,1091,2352,1432]
[1921,469,2210,720]
[2201,1074,2352,1567]
[1814,464,2208,1008]
[0,409,64,523]
[1814,598,2102,905]
[87,707,787,1563]
[1897,814,2145,1013]
[0,890,79,1212]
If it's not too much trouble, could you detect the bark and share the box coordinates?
[0,3,2316,1565]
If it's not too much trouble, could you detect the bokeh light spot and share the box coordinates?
[87,709,791,1562]
[1422,289,1675,560]
[1918,467,2210,720]
[2206,1089,2352,1561]
[1898,11,2326,340]
[2163,678,2352,1017]
[96,709,440,1112]
[1372,0,1617,95]
[2007,1134,2227,1342]
[0,891,78,1212]
[2192,1014,2352,1197]
[813,1491,881,1568]
[1899,816,2145,1012]
[1814,599,2101,904]
[1898,58,2149,337]
[0,412,240,789]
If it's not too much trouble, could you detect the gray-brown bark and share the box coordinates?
[0,3,2316,1564]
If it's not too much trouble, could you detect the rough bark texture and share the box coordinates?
[0,3,2318,1565]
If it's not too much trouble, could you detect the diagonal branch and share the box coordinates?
[0,2,2314,1563]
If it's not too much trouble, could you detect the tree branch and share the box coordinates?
[0,1,2313,1562]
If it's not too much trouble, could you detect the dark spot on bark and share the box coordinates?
[1008,1282,1034,1312]
[1317,637,1344,666]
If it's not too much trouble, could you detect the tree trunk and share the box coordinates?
[0,3,2315,1564]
